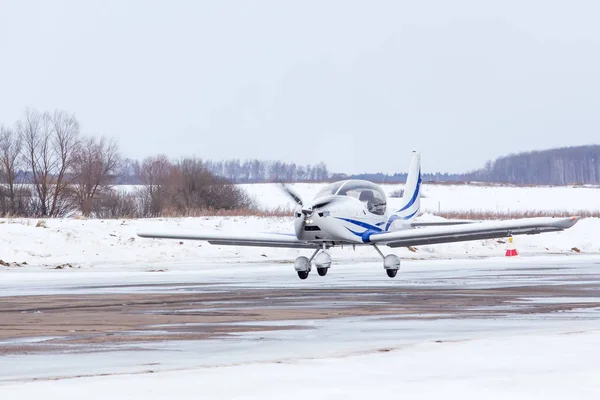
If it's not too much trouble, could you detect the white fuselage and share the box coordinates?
[294,187,410,245]
[294,196,380,244]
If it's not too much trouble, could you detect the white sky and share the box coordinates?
[1,0,599,174]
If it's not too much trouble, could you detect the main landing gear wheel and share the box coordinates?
[297,271,309,280]
[317,267,328,276]
[371,245,401,279]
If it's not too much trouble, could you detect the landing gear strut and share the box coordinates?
[372,244,401,278]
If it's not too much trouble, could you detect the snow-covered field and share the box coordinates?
[2,183,600,399]
[240,182,600,213]
[0,214,598,270]
[0,183,596,270]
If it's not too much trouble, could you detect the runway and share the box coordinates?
[3,273,600,351]
[2,255,600,385]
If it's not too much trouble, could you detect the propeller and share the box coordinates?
[280,183,304,207]
[279,183,337,217]
[279,184,311,216]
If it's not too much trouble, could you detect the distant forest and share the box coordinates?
[196,159,464,184]
[198,145,600,185]
[465,145,600,185]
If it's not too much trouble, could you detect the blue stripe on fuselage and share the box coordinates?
[385,208,419,231]
[345,227,364,237]
[336,217,383,232]
[345,227,380,243]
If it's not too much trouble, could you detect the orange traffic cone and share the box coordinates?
[505,237,518,257]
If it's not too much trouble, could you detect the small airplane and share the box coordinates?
[138,152,580,279]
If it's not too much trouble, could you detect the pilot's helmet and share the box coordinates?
[359,190,375,201]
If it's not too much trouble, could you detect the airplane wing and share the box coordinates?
[410,220,475,227]
[368,217,580,248]
[137,230,319,249]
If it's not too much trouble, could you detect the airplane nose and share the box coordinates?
[301,206,313,216]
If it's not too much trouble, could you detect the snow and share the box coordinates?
[2,328,600,399]
[240,182,600,213]
[519,297,600,304]
[2,183,600,398]
[0,215,598,272]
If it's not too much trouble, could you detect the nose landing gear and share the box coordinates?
[294,256,311,279]
[295,245,331,279]
[314,250,331,276]
[297,271,310,279]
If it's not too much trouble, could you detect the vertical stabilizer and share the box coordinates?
[386,152,422,231]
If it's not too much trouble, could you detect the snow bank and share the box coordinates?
[0,216,598,269]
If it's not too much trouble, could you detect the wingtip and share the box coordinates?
[561,216,581,228]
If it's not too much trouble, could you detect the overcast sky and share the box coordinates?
[1,0,599,174]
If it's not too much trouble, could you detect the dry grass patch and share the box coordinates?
[159,207,293,218]
[435,209,600,220]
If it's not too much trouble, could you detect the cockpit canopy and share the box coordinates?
[315,180,387,215]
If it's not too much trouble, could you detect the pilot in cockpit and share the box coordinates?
[359,190,376,212]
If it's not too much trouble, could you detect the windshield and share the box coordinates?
[314,181,346,199]
[314,180,387,215]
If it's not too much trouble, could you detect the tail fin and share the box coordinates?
[386,152,422,231]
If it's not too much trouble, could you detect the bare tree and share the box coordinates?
[18,109,80,217]
[168,157,213,212]
[168,157,254,214]
[72,136,121,216]
[19,109,49,216]
[134,156,254,217]
[49,110,80,216]
[136,155,173,216]
[92,190,138,218]
[0,125,24,214]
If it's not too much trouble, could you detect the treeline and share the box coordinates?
[113,159,331,184]
[468,145,600,185]
[203,159,330,183]
[191,160,463,184]
[0,109,252,218]
[335,172,465,184]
